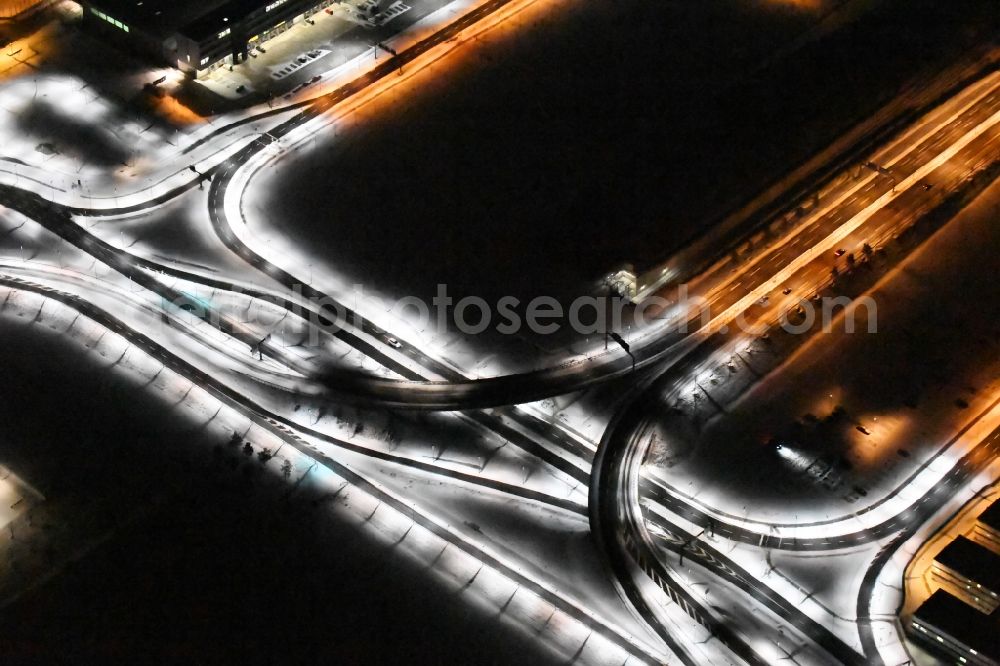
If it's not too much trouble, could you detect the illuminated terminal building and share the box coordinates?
[80,0,338,77]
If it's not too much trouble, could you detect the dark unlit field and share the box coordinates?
[249,0,997,310]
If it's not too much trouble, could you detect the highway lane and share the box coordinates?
[588,100,1000,656]
[592,339,868,666]
[7,11,986,413]
[597,141,1000,660]
[854,426,1000,665]
[208,136,603,481]
[629,126,1000,544]
[176,67,1000,536]
[58,7,1000,413]
[594,257,1000,664]
[0,260,307,389]
[15,22,988,419]
[591,419,725,666]
[13,72,984,564]
[9,2,997,572]
[3,59,992,660]
[199,72,1000,411]
[640,506,866,666]
[694,83,1000,310]
[591,388,782,666]
[5,177,599,498]
[0,280,673,662]
[0,196,599,506]
[0,204,603,511]
[2,7,997,661]
[641,394,1000,551]
[0,185,328,380]
[596,198,1000,665]
[0,272,584,515]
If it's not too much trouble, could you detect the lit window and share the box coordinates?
[200,56,209,65]
[218,28,230,39]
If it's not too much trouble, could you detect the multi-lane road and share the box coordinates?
[0,0,998,662]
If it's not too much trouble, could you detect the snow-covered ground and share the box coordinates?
[635,165,1000,666]
[0,283,667,663]
[646,175,1000,527]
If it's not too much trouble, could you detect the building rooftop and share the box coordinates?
[87,0,232,37]
[979,500,1000,533]
[182,0,263,42]
[935,535,1000,593]
[913,590,1000,661]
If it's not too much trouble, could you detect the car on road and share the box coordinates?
[834,248,846,257]
[386,336,402,348]
[782,287,792,295]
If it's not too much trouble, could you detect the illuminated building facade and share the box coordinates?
[80,0,339,77]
